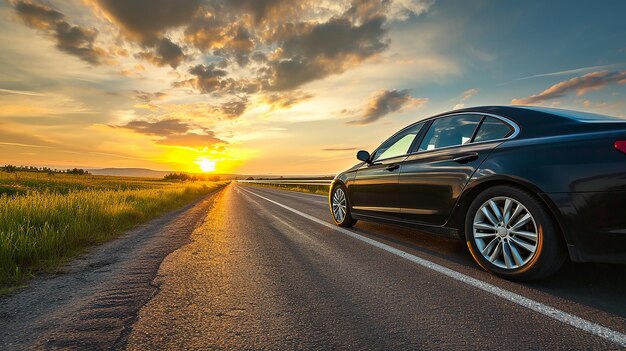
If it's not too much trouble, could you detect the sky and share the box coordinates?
[1,0,625,175]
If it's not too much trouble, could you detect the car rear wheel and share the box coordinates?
[330,185,357,227]
[465,185,566,281]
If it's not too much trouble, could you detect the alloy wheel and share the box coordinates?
[473,196,539,270]
[331,187,347,223]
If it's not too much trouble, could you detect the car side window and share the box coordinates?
[473,116,514,142]
[418,114,483,151]
[372,123,424,162]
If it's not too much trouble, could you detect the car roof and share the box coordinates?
[439,106,626,122]
[515,106,626,123]
[449,105,623,123]
[427,105,625,138]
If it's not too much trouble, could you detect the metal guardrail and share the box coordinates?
[238,179,332,186]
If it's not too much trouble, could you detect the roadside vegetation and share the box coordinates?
[243,181,330,195]
[164,172,221,182]
[0,170,227,289]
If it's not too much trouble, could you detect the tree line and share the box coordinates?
[163,173,221,182]
[2,165,90,175]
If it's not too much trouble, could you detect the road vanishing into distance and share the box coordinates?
[1,183,626,350]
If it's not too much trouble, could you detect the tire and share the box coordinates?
[465,185,566,281]
[330,184,357,227]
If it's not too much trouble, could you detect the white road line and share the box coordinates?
[237,185,626,348]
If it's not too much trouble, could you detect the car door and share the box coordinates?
[350,122,426,220]
[397,114,516,225]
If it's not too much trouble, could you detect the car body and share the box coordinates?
[329,106,626,280]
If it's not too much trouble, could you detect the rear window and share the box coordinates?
[473,116,514,142]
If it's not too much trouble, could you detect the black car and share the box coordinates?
[329,106,626,281]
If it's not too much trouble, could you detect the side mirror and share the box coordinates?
[356,150,371,163]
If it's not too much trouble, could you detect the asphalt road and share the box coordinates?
[2,183,626,350]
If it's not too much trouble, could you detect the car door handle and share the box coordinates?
[453,153,479,164]
[385,164,400,171]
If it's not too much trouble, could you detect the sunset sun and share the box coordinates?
[197,159,216,173]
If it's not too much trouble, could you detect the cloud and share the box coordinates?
[179,1,392,93]
[185,0,316,64]
[133,90,167,103]
[218,0,308,25]
[89,0,201,43]
[342,0,388,23]
[281,16,387,60]
[183,63,228,93]
[136,38,185,68]
[139,100,249,122]
[183,14,225,52]
[512,70,626,105]
[453,88,478,109]
[348,89,428,125]
[115,118,227,149]
[185,16,255,66]
[516,63,625,81]
[220,99,248,119]
[119,119,190,136]
[213,26,255,66]
[88,1,194,68]
[155,132,226,149]
[267,16,388,90]
[0,88,46,96]
[175,63,260,95]
[14,1,107,64]
[262,91,314,110]
[54,22,104,64]
[168,0,433,105]
[388,0,434,21]
[13,0,63,29]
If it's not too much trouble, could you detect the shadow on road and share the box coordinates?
[351,221,626,319]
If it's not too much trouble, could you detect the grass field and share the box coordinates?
[0,171,226,289]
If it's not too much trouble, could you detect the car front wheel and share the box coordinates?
[330,185,357,227]
[465,185,566,281]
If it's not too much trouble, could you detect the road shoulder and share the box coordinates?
[0,188,223,350]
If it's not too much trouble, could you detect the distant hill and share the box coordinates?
[88,168,172,178]
[85,167,337,180]
[88,168,248,179]
[3,165,334,180]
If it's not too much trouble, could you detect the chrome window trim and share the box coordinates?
[368,112,520,164]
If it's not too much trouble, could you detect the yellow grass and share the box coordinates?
[0,171,226,287]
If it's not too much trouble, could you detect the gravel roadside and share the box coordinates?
[0,188,223,350]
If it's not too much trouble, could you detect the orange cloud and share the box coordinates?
[348,89,428,125]
[14,1,109,65]
[512,70,626,105]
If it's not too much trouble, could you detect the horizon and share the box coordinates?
[2,163,336,177]
[1,0,626,174]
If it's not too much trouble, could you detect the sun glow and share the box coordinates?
[197,158,217,173]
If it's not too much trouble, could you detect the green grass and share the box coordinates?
[0,171,227,288]
[0,172,167,196]
[0,285,27,297]
[244,182,330,196]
